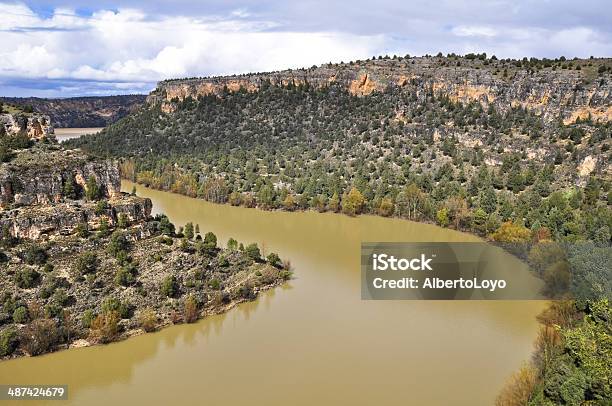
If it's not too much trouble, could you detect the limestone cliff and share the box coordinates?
[0,195,151,240]
[147,56,612,124]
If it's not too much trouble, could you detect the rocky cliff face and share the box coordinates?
[0,113,54,140]
[0,195,151,240]
[0,145,119,208]
[0,142,151,240]
[147,56,612,124]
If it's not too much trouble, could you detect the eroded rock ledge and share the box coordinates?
[0,144,120,209]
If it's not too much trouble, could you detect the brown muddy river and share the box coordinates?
[0,180,547,405]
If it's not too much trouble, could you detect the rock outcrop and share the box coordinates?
[0,144,119,209]
[0,140,149,241]
[0,138,291,360]
[0,113,54,140]
[0,195,151,240]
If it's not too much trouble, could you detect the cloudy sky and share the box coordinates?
[1,0,611,97]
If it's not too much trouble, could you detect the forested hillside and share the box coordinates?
[70,55,611,246]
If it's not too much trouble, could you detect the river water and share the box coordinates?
[54,128,104,142]
[0,180,547,405]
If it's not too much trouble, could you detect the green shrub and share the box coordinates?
[96,218,110,237]
[0,329,18,356]
[184,222,194,240]
[158,215,175,235]
[44,303,62,318]
[218,255,229,267]
[101,297,131,319]
[39,278,58,299]
[0,225,18,249]
[238,283,253,299]
[161,275,178,297]
[52,288,69,306]
[85,176,103,200]
[203,232,217,247]
[266,252,281,267]
[62,175,78,199]
[196,232,217,256]
[75,252,98,275]
[12,306,28,323]
[179,238,193,253]
[7,133,32,149]
[0,145,14,163]
[227,238,238,250]
[208,278,221,290]
[107,231,129,258]
[14,268,40,288]
[23,244,47,265]
[117,213,129,229]
[245,243,261,261]
[74,223,89,238]
[115,264,137,286]
[94,200,108,215]
[81,309,95,328]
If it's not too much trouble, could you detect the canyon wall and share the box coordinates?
[1,95,147,128]
[147,56,612,124]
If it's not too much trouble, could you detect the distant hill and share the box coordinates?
[0,95,147,128]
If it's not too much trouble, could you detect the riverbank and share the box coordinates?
[62,275,287,355]
[1,209,291,361]
[121,178,498,240]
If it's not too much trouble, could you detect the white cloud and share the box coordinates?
[452,25,497,38]
[0,1,610,96]
[0,44,58,76]
[0,2,38,30]
[0,2,384,94]
[230,8,251,19]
